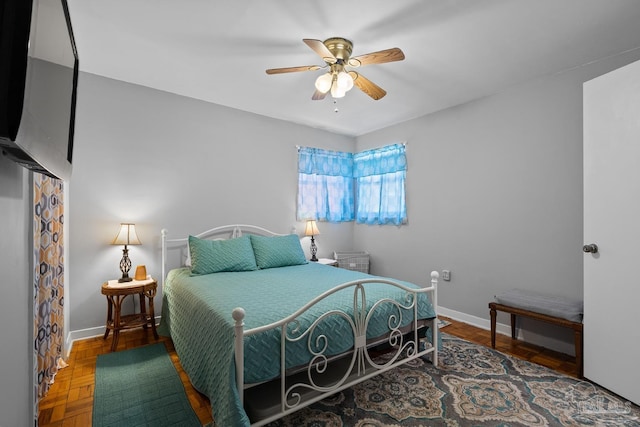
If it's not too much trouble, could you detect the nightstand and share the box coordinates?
[317,258,338,266]
[101,277,159,351]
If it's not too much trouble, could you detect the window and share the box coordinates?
[297,147,354,222]
[354,144,407,225]
[297,144,406,225]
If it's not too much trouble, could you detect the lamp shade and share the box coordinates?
[304,220,320,236]
[330,83,346,99]
[112,223,141,246]
[336,71,354,91]
[315,73,333,94]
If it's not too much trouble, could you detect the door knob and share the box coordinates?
[583,243,598,254]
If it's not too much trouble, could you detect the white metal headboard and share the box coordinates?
[161,224,294,285]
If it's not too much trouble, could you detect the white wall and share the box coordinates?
[355,49,640,354]
[67,73,355,337]
[0,157,33,427]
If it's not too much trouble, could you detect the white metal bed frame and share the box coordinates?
[161,224,438,426]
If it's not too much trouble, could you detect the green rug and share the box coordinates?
[93,343,202,427]
[265,333,640,426]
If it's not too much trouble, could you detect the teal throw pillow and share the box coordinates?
[250,234,308,269]
[189,234,258,275]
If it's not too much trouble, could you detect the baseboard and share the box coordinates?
[438,306,514,336]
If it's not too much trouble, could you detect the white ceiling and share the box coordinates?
[66,0,640,136]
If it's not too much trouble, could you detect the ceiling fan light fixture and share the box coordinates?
[315,73,333,93]
[266,38,404,102]
[330,82,346,98]
[336,71,354,92]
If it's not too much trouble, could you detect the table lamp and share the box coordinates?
[304,220,320,262]
[112,223,141,282]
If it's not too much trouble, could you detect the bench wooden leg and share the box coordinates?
[490,305,497,349]
[510,313,517,339]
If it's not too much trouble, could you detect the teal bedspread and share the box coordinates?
[159,263,436,426]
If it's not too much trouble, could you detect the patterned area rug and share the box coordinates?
[266,333,640,426]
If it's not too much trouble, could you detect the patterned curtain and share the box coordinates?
[354,143,407,225]
[297,146,355,222]
[33,174,65,400]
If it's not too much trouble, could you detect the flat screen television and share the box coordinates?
[0,0,79,181]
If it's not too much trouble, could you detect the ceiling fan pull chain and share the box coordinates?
[334,99,339,113]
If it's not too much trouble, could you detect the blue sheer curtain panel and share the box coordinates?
[354,143,407,225]
[297,147,354,222]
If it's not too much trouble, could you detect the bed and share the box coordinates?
[160,224,438,426]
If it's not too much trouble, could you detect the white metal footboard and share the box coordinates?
[234,271,439,426]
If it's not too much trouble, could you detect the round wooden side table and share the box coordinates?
[101,277,159,351]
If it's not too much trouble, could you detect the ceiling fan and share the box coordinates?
[265,38,405,101]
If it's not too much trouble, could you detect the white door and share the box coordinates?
[583,59,640,405]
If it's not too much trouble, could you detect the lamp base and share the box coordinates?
[118,246,133,283]
[309,235,318,262]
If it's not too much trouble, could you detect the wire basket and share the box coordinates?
[333,251,370,273]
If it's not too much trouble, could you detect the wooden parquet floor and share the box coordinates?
[37,316,578,426]
[37,330,214,427]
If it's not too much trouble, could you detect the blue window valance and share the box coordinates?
[298,147,353,177]
[353,143,407,177]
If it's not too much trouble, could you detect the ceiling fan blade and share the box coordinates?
[348,47,405,67]
[265,65,322,75]
[312,89,327,101]
[303,39,337,64]
[349,71,386,100]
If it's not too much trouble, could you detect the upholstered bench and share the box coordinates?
[489,288,584,378]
